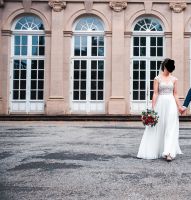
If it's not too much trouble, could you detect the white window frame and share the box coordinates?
[10,16,45,113]
[130,17,165,113]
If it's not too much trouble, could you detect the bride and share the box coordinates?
[137,58,182,161]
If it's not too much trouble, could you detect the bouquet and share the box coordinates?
[141,109,159,127]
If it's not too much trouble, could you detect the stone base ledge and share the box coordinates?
[46,98,68,115]
[108,97,126,114]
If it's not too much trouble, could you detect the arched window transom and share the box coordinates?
[134,18,163,32]
[75,16,104,31]
[14,16,44,31]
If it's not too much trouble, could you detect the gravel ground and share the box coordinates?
[0,121,191,200]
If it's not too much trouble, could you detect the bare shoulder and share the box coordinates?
[154,75,160,81]
[171,75,178,82]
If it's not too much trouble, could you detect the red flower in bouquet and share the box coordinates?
[141,109,159,127]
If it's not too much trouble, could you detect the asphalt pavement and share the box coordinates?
[0,121,191,200]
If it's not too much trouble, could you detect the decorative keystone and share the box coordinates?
[48,0,66,12]
[109,1,127,12]
[169,2,187,13]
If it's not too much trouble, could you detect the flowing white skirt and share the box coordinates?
[137,94,182,159]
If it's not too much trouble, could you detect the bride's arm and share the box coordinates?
[152,79,159,109]
[173,79,181,109]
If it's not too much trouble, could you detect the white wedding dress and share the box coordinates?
[137,75,182,159]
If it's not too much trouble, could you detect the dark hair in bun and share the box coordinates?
[161,58,175,73]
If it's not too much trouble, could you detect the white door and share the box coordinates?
[130,17,165,113]
[10,16,45,113]
[71,59,105,113]
[70,16,105,113]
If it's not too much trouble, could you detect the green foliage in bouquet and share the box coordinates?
[141,109,159,127]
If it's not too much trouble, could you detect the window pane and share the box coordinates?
[20,80,26,89]
[31,80,37,89]
[81,81,86,89]
[133,47,139,56]
[31,91,36,100]
[14,70,19,79]
[80,91,86,100]
[75,47,80,56]
[140,47,146,56]
[91,91,96,100]
[157,37,163,46]
[38,70,44,79]
[98,91,103,100]
[31,70,37,79]
[15,36,20,45]
[73,91,79,100]
[133,91,138,100]
[14,60,20,69]
[74,71,79,79]
[92,47,97,56]
[39,47,45,55]
[13,90,19,99]
[32,46,38,55]
[81,61,86,69]
[140,37,146,46]
[74,61,79,69]
[20,70,26,79]
[22,46,27,55]
[22,36,27,45]
[81,71,86,79]
[91,81,96,89]
[98,47,104,56]
[81,47,87,56]
[38,91,43,100]
[98,61,104,70]
[140,81,145,89]
[32,60,37,69]
[32,36,38,45]
[20,90,26,99]
[151,37,156,46]
[38,60,44,69]
[74,81,79,89]
[134,37,139,46]
[14,46,20,55]
[21,60,27,69]
[133,81,138,89]
[98,81,103,89]
[99,37,104,46]
[75,36,80,46]
[92,61,97,69]
[98,71,103,79]
[140,71,145,79]
[92,37,97,46]
[39,36,45,45]
[140,91,145,100]
[133,61,139,69]
[150,71,156,80]
[38,81,44,89]
[133,71,139,79]
[157,47,163,56]
[91,71,97,79]
[13,80,19,89]
[150,47,156,56]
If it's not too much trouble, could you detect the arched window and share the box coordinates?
[134,18,163,32]
[14,16,44,30]
[10,16,45,113]
[131,17,164,113]
[75,16,104,31]
[71,16,105,113]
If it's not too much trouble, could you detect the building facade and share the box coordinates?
[0,0,190,115]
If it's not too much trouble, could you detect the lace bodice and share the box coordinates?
[155,75,177,95]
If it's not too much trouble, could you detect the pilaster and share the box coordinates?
[46,0,66,115]
[170,2,187,96]
[108,1,127,114]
